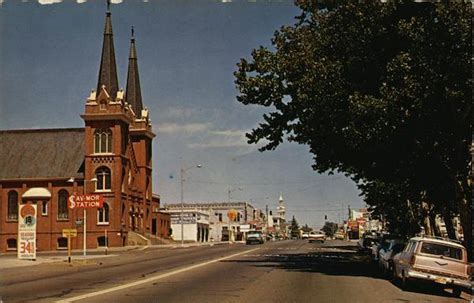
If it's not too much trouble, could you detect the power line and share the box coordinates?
[187,176,343,186]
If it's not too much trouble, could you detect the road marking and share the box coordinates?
[56,247,260,303]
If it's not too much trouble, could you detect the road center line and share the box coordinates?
[56,247,261,303]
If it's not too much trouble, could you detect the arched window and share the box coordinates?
[95,166,111,191]
[58,190,69,219]
[41,201,48,216]
[98,202,109,224]
[94,129,112,154]
[7,191,18,220]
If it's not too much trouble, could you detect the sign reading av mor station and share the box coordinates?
[68,194,104,209]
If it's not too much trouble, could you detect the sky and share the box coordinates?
[0,0,364,228]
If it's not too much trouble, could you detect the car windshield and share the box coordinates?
[420,242,463,260]
[248,232,262,238]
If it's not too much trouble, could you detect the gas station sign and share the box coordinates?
[68,194,104,209]
[18,203,37,260]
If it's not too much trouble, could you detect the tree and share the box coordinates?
[290,215,300,236]
[301,224,312,233]
[235,1,471,258]
[322,222,338,238]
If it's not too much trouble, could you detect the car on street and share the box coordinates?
[246,230,265,245]
[378,239,406,276]
[334,232,345,240]
[371,233,398,261]
[357,233,378,253]
[308,231,326,243]
[392,235,471,297]
[301,232,309,240]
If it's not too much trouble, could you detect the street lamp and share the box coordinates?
[67,177,98,256]
[180,164,202,246]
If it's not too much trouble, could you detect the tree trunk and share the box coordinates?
[458,197,472,261]
[429,211,440,237]
[457,179,472,261]
[442,211,456,240]
[421,201,433,236]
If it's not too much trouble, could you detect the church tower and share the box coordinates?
[277,193,286,220]
[80,3,154,247]
[126,28,155,233]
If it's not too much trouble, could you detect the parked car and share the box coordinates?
[334,232,345,240]
[266,234,275,241]
[301,232,309,240]
[378,239,406,276]
[392,236,471,297]
[246,231,265,245]
[308,231,326,243]
[357,234,378,253]
[371,233,399,261]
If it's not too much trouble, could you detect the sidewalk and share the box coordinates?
[0,241,230,269]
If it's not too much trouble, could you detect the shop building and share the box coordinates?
[162,202,265,242]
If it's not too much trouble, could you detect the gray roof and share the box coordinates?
[0,128,84,180]
[163,202,252,209]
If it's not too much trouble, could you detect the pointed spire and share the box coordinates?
[125,26,144,117]
[96,2,119,99]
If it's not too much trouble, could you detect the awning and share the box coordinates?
[22,187,52,199]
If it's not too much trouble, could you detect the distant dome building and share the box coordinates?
[277,193,286,221]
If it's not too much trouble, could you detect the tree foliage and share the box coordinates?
[290,215,300,233]
[235,1,471,256]
[322,221,338,238]
[301,224,312,233]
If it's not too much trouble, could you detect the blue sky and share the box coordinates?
[0,0,364,228]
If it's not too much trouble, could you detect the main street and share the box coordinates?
[0,240,468,303]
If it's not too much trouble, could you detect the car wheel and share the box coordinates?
[387,263,394,278]
[400,271,410,290]
[452,287,462,298]
[392,267,399,284]
[382,264,388,278]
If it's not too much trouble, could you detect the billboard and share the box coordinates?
[18,203,37,260]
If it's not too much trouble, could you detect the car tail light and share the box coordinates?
[409,255,416,266]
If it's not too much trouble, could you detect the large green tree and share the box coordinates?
[235,1,471,257]
[322,221,339,238]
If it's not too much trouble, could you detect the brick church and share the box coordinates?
[0,7,169,252]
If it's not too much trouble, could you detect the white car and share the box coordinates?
[308,231,326,243]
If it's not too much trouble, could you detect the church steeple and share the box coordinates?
[125,27,144,117]
[96,3,119,99]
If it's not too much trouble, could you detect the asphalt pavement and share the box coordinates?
[0,242,225,269]
[0,240,471,303]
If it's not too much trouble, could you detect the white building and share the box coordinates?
[166,209,210,242]
[163,202,265,242]
[272,194,287,236]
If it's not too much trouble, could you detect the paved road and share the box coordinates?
[0,240,470,302]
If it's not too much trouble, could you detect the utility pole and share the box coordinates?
[265,204,269,231]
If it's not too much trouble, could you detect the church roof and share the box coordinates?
[0,128,84,180]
